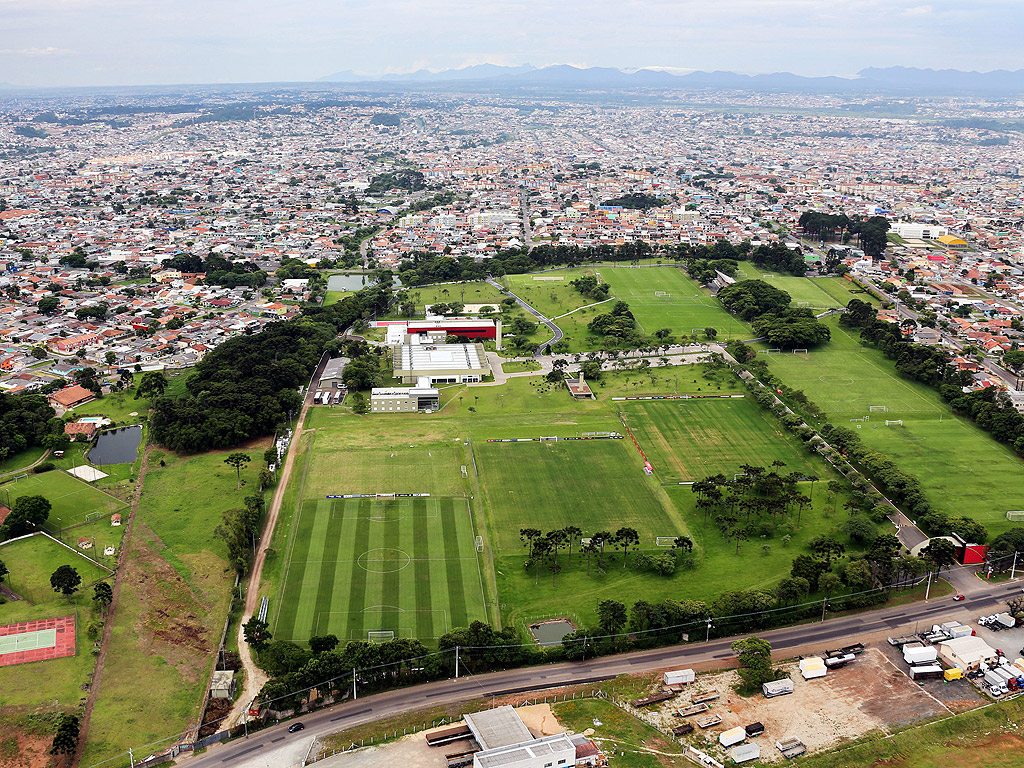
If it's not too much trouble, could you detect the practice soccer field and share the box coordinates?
[1,470,127,530]
[737,265,868,310]
[621,397,820,482]
[767,317,1024,531]
[0,534,110,604]
[476,438,683,551]
[594,267,747,338]
[273,496,487,643]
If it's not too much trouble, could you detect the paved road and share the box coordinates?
[486,278,563,354]
[178,579,1023,768]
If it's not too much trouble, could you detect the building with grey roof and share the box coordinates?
[394,342,488,385]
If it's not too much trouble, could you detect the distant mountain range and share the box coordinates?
[317,65,1024,94]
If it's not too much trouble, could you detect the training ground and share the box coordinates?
[273,496,487,643]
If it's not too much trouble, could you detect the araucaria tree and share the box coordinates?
[224,452,251,490]
[50,565,81,602]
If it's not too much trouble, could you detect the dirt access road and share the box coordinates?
[221,354,328,731]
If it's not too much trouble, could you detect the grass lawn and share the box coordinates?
[70,386,152,425]
[0,470,127,531]
[394,281,506,314]
[738,265,869,309]
[0,533,110,604]
[622,396,820,482]
[80,441,269,767]
[273,496,487,644]
[553,698,687,768]
[0,446,47,476]
[595,267,748,340]
[800,696,1024,767]
[766,316,1024,533]
[503,269,598,318]
[501,360,541,373]
[323,290,351,306]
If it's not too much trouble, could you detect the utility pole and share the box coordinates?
[821,597,827,622]
[352,668,357,700]
[705,618,713,643]
[925,570,933,601]
[129,748,134,768]
[455,646,460,679]
[1012,551,1018,580]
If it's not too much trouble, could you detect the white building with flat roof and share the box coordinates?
[394,342,488,385]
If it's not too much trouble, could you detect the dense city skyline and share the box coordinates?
[1,0,1022,87]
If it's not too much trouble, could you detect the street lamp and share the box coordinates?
[705,618,713,643]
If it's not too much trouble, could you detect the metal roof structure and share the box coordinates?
[464,706,534,751]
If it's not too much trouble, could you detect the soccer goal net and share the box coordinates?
[797,301,810,307]
[792,348,808,355]
[655,291,671,298]
[885,420,903,426]
[869,405,888,412]
[655,537,678,547]
[475,535,484,553]
[368,630,395,643]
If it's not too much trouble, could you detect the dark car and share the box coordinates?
[288,722,305,733]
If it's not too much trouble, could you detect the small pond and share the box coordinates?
[88,425,143,465]
[327,273,378,292]
[529,619,576,647]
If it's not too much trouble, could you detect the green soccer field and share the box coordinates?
[273,496,487,643]
[621,397,821,482]
[767,317,1024,532]
[737,265,867,309]
[1,470,127,530]
[476,438,684,551]
[0,533,110,604]
[594,267,748,339]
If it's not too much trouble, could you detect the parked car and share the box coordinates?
[288,722,305,733]
[953,594,965,601]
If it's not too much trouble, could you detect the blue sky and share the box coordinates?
[1,0,1020,87]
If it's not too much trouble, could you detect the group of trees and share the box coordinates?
[519,526,691,583]
[0,495,52,540]
[691,464,814,553]
[568,274,611,300]
[587,301,639,344]
[599,193,667,210]
[150,286,388,453]
[216,493,265,574]
[798,213,891,259]
[366,169,424,194]
[164,252,268,288]
[718,280,830,349]
[0,392,64,462]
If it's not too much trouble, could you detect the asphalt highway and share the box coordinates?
[178,579,1023,768]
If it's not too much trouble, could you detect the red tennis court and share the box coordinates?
[0,615,76,666]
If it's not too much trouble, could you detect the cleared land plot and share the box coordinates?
[0,533,109,604]
[767,317,1024,531]
[595,267,747,339]
[477,439,679,551]
[274,496,486,642]
[622,397,820,482]
[1,470,126,530]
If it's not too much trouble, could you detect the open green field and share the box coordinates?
[766,317,1024,533]
[323,290,351,306]
[1,470,127,531]
[477,439,682,550]
[273,496,486,643]
[622,396,820,482]
[595,267,747,339]
[70,385,152,424]
[299,440,466,497]
[0,533,110,604]
[81,442,267,767]
[554,698,687,768]
[737,265,870,309]
[0,446,47,476]
[396,281,506,314]
[504,269,599,318]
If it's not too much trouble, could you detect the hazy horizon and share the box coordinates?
[2,0,1021,88]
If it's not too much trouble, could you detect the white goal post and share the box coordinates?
[655,537,678,547]
[869,405,888,412]
[885,420,903,426]
[654,291,671,297]
[475,535,484,552]
[368,630,395,643]
[792,348,808,355]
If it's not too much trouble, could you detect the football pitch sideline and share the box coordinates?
[273,496,488,644]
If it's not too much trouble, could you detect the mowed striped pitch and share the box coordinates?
[274,497,487,642]
[622,398,819,482]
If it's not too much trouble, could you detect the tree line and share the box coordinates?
[150,285,391,453]
[0,392,64,461]
[718,280,831,348]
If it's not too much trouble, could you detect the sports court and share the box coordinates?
[273,496,487,643]
[0,615,76,666]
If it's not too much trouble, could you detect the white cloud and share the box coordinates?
[0,45,74,55]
